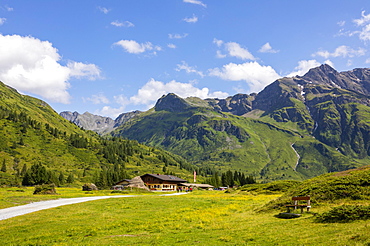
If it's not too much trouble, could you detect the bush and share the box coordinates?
[33,184,57,195]
[316,205,370,223]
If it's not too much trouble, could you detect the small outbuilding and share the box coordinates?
[112,179,131,190]
[179,183,214,190]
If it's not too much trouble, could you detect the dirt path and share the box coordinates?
[0,193,187,221]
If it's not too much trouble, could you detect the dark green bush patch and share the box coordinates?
[316,205,370,223]
[33,184,57,195]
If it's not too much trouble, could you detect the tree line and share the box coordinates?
[206,170,256,188]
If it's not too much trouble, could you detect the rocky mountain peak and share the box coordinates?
[301,64,339,85]
[155,93,191,112]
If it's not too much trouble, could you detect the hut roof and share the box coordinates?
[141,174,187,182]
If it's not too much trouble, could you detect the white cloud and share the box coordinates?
[1,5,13,12]
[352,11,370,41]
[183,0,207,8]
[114,40,161,54]
[129,78,228,105]
[258,42,279,53]
[5,5,13,11]
[354,11,370,26]
[209,61,280,93]
[324,60,335,68]
[168,33,188,39]
[167,43,176,49]
[216,50,227,58]
[175,61,204,77]
[183,14,198,23]
[84,93,110,104]
[366,58,370,64]
[98,6,110,14]
[0,34,101,104]
[313,45,366,58]
[225,42,255,60]
[337,20,346,27]
[214,40,255,60]
[95,105,126,119]
[0,18,6,25]
[111,20,134,28]
[286,60,322,77]
[213,38,224,47]
[67,61,101,80]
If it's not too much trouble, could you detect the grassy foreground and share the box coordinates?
[0,189,369,245]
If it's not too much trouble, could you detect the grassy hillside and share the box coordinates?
[0,82,196,187]
[242,165,370,213]
[112,93,366,182]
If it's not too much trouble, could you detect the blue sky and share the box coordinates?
[1,0,370,118]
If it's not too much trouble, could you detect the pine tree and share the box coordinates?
[58,172,65,185]
[21,164,27,176]
[1,159,6,172]
[22,171,32,186]
[66,173,74,184]
[49,171,59,186]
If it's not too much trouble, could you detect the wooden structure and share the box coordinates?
[140,174,187,191]
[112,179,131,190]
[179,183,214,190]
[285,196,311,213]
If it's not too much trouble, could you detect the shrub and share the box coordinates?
[33,184,57,195]
[316,205,370,223]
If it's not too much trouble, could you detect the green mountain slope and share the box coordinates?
[0,82,195,187]
[109,65,370,182]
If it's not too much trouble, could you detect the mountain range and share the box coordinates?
[61,64,370,181]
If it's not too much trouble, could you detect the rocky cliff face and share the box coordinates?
[206,93,255,116]
[60,110,141,134]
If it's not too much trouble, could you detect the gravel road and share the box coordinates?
[0,193,187,221]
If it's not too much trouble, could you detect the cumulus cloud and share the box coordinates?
[213,38,224,47]
[313,45,366,58]
[286,60,322,77]
[167,43,176,49]
[111,20,134,27]
[353,11,370,26]
[114,40,161,54]
[98,6,110,14]
[94,94,129,118]
[130,78,228,106]
[67,61,101,80]
[168,33,188,39]
[352,11,370,41]
[183,14,198,23]
[175,61,204,77]
[214,39,255,60]
[209,61,280,93]
[258,42,279,53]
[0,34,101,104]
[0,18,6,25]
[95,105,126,119]
[183,0,207,8]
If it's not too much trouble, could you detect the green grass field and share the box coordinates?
[0,188,369,245]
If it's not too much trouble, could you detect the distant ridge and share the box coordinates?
[60,65,370,182]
